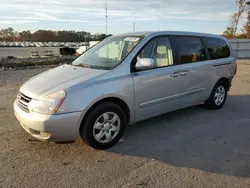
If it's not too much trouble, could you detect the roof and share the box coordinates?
[115,31,149,37]
[116,31,224,39]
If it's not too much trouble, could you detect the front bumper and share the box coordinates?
[14,100,85,142]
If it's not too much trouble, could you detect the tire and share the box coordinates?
[204,80,228,109]
[80,102,127,150]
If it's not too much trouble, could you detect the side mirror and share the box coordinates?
[135,58,154,71]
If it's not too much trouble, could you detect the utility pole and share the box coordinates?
[105,0,108,35]
[84,35,87,50]
[133,22,136,32]
[105,0,108,57]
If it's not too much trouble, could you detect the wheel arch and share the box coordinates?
[217,77,230,91]
[80,97,131,132]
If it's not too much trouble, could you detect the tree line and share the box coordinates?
[223,0,250,39]
[0,28,112,42]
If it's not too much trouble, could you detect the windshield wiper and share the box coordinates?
[72,63,111,70]
[72,64,93,68]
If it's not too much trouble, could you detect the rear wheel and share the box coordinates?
[80,102,127,149]
[204,81,228,109]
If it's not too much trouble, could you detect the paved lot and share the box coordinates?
[1,61,250,188]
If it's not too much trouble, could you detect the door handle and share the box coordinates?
[171,72,181,77]
[180,70,190,76]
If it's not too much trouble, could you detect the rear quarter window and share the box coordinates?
[204,37,230,60]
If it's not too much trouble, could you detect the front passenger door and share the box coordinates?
[131,36,188,121]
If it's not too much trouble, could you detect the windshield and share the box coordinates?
[72,36,143,70]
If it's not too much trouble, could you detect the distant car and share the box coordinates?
[75,46,87,56]
[14,31,237,149]
[76,42,100,56]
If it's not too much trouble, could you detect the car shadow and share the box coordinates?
[109,95,250,177]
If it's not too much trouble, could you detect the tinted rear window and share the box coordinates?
[204,37,230,60]
[175,37,206,64]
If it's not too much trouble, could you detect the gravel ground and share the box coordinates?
[0,56,75,69]
[1,61,250,188]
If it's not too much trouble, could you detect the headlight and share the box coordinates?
[28,90,66,115]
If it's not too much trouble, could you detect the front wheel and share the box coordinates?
[204,81,228,109]
[80,102,127,149]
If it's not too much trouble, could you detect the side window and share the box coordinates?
[138,40,155,59]
[204,37,230,60]
[135,37,174,71]
[175,37,206,64]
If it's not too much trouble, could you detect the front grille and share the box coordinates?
[18,92,32,112]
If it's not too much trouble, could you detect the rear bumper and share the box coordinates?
[228,76,235,90]
[14,100,86,142]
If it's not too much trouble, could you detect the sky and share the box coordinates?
[0,0,244,35]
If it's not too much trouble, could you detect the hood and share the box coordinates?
[20,64,108,99]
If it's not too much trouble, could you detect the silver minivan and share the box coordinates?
[14,31,237,149]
